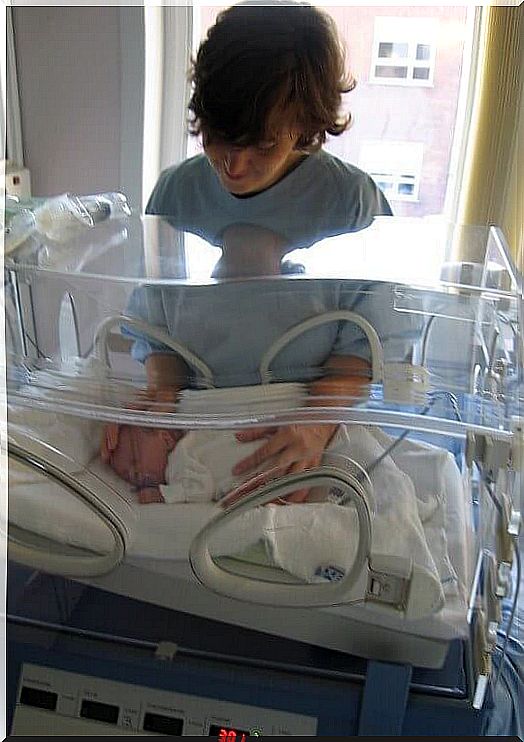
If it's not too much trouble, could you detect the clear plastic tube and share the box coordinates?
[5,208,37,253]
[5,192,132,249]
[34,192,132,242]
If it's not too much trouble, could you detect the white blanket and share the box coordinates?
[155,423,459,599]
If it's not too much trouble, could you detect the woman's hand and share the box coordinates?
[224,355,371,507]
[230,423,338,503]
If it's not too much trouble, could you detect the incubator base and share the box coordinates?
[7,564,490,737]
[80,558,459,669]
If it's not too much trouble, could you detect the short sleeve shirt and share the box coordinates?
[146,150,392,249]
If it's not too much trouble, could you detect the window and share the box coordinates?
[370,17,437,86]
[359,141,423,202]
[185,5,477,220]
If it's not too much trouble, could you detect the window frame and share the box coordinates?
[370,172,420,203]
[369,17,437,88]
[179,5,482,227]
[359,141,424,204]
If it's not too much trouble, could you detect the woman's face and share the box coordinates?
[204,129,304,196]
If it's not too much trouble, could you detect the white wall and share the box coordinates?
[12,6,144,208]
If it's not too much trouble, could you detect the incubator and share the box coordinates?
[4,204,522,736]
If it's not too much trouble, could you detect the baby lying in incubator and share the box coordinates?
[101,421,460,610]
[102,424,265,504]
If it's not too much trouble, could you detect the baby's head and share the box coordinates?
[104,425,178,489]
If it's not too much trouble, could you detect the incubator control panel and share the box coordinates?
[13,664,318,736]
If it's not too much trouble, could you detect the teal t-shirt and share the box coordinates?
[146,150,392,249]
[126,150,411,384]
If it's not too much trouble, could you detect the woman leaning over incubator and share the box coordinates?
[102,1,393,502]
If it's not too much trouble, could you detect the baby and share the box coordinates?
[101,424,263,505]
[101,425,182,503]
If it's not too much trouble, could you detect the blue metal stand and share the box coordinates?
[358,660,413,736]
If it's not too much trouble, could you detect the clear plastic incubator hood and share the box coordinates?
[4,200,522,673]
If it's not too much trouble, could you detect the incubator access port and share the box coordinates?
[142,711,184,735]
[80,699,119,724]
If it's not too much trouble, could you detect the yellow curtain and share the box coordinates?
[457,4,523,270]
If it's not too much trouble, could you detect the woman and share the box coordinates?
[104,1,395,500]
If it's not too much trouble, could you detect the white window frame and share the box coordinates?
[370,172,420,202]
[142,5,193,211]
[369,17,437,88]
[157,5,481,225]
[359,141,424,203]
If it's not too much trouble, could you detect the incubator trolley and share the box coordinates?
[4,211,522,735]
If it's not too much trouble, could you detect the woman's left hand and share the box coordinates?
[231,423,337,503]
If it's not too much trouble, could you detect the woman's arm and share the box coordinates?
[101,353,189,464]
[309,354,371,404]
[145,352,190,392]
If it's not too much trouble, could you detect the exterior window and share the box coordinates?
[359,141,424,202]
[189,6,476,220]
[370,17,437,86]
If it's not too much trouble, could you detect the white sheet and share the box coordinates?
[9,460,117,554]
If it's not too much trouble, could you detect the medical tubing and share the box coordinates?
[355,401,434,487]
[499,312,524,371]
[35,192,131,237]
[430,390,462,422]
[480,476,520,693]
[92,314,214,388]
[420,314,437,367]
[189,465,373,608]
[482,477,504,518]
[348,390,463,495]
[259,310,384,384]
[64,291,82,358]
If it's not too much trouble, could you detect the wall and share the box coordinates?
[12,6,144,208]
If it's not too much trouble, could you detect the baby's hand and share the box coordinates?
[137,486,165,504]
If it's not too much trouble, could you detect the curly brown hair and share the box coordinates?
[188,1,355,152]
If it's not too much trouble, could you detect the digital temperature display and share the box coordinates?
[208,724,251,740]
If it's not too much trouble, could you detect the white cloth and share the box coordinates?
[161,430,261,503]
[9,460,117,554]
[374,430,462,596]
[9,406,99,467]
[328,426,458,594]
[158,423,456,606]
